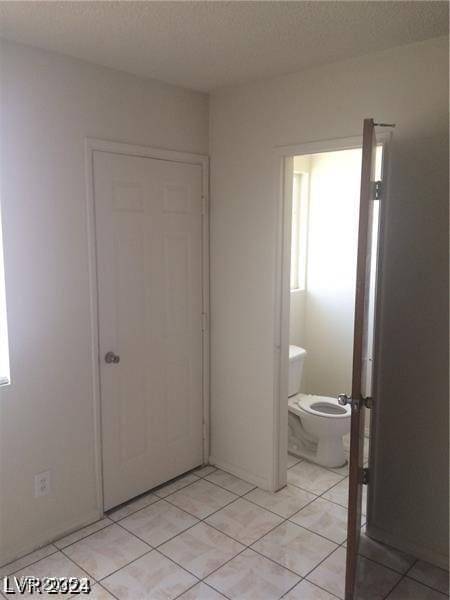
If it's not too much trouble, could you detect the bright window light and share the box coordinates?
[290,172,309,291]
[0,209,10,386]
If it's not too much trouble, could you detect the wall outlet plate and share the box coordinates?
[34,470,51,497]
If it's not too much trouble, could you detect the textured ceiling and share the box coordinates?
[0,1,447,92]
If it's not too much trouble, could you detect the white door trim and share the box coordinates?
[272,132,391,491]
[85,138,209,515]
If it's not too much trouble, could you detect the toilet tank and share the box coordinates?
[288,345,307,397]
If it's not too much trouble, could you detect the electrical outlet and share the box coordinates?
[34,470,51,497]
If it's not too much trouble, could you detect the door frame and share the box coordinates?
[272,132,391,491]
[84,138,210,514]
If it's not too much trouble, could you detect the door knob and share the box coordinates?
[338,393,361,411]
[105,351,120,364]
[338,393,351,406]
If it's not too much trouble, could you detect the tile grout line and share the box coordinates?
[279,577,306,599]
[282,576,343,600]
[402,556,450,595]
[4,466,349,598]
[110,470,335,597]
[6,463,441,600]
[105,490,293,598]
[173,578,232,600]
[94,582,122,600]
[114,507,201,553]
[0,545,59,579]
[381,573,407,600]
[403,571,449,597]
[55,519,115,550]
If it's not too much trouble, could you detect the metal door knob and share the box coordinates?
[105,351,120,364]
[338,393,351,406]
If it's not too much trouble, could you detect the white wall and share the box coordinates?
[302,149,361,397]
[0,40,208,565]
[288,155,309,352]
[289,291,306,349]
[210,36,448,563]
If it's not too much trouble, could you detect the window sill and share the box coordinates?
[290,288,306,295]
[0,376,10,386]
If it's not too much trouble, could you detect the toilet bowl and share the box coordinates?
[288,345,351,468]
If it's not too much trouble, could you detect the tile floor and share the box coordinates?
[1,458,448,599]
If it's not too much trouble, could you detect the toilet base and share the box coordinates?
[288,440,347,468]
[316,435,346,468]
[288,410,347,468]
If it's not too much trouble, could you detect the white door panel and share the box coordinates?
[94,151,203,510]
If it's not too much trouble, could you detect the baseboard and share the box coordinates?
[209,456,271,490]
[366,523,449,570]
[0,508,103,568]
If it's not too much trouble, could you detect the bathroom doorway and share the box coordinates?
[287,145,382,463]
[275,124,392,598]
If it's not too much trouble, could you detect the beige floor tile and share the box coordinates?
[308,547,402,600]
[252,521,336,576]
[108,492,159,521]
[205,469,256,495]
[386,577,448,600]
[355,555,403,599]
[166,479,237,519]
[154,473,200,498]
[194,466,217,478]
[0,544,57,578]
[307,546,347,598]
[85,584,117,599]
[63,523,149,580]
[9,552,90,597]
[322,478,349,508]
[321,478,367,516]
[287,462,344,495]
[177,582,227,599]
[55,518,113,548]
[245,485,316,518]
[290,497,348,544]
[102,551,197,599]
[205,548,299,600]
[158,522,244,579]
[205,497,283,546]
[358,532,416,574]
[408,561,449,595]
[120,499,198,547]
[287,454,302,468]
[284,579,339,599]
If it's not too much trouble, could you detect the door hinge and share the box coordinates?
[364,397,374,410]
[361,468,370,485]
[374,180,382,200]
[201,195,207,216]
[201,312,208,332]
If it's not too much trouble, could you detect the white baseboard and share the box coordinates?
[209,456,271,490]
[366,523,449,570]
[0,508,103,568]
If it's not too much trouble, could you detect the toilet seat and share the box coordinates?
[290,394,351,418]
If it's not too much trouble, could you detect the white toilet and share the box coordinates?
[288,345,351,468]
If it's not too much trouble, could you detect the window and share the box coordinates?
[0,210,10,386]
[290,172,309,291]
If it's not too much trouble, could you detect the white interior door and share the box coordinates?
[94,150,204,510]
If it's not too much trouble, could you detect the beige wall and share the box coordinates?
[289,291,306,350]
[0,40,208,565]
[302,149,362,397]
[209,36,448,563]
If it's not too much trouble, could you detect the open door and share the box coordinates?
[343,118,382,599]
